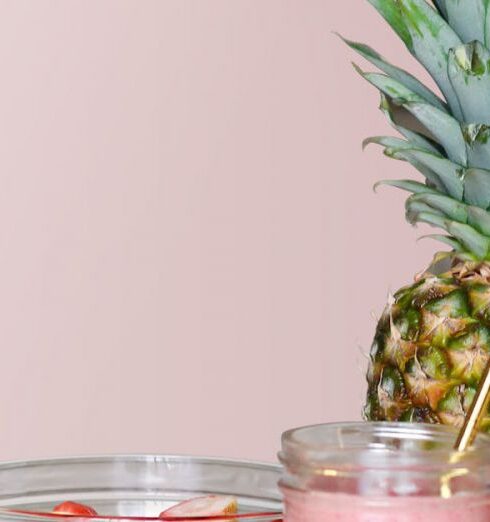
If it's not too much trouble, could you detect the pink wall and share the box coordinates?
[0,0,437,463]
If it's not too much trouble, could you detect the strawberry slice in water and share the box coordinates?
[53,502,98,517]
[159,496,238,518]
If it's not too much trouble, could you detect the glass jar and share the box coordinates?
[0,455,283,521]
[279,422,490,522]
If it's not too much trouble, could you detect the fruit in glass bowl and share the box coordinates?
[159,496,238,519]
[52,502,98,517]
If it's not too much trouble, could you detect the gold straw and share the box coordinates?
[454,358,490,452]
[439,358,490,497]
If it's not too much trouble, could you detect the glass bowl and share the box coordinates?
[0,455,282,521]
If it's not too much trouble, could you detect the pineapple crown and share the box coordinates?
[348,0,490,261]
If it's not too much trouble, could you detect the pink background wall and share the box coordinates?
[0,1,436,463]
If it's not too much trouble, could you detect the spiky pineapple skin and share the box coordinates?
[366,261,490,430]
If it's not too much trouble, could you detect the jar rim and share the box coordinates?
[279,422,490,473]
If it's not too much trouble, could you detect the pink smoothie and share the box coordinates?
[282,487,490,522]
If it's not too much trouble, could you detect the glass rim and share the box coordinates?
[0,453,281,472]
[279,421,490,473]
[0,454,283,522]
[6,512,282,522]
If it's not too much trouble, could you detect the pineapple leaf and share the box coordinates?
[448,42,490,126]
[379,94,442,154]
[487,1,490,47]
[414,210,448,229]
[367,0,413,48]
[397,0,464,120]
[463,124,490,170]
[411,193,468,222]
[415,212,490,258]
[403,101,467,165]
[463,169,490,209]
[363,136,412,150]
[354,66,424,104]
[467,206,490,236]
[388,151,448,193]
[432,1,448,19]
[406,198,444,222]
[368,137,449,193]
[446,221,490,258]
[363,135,438,153]
[392,148,464,200]
[410,192,490,240]
[436,1,487,45]
[374,179,440,194]
[342,36,446,110]
[419,234,465,251]
[357,68,465,161]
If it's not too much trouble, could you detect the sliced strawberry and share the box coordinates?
[53,502,98,517]
[159,495,238,518]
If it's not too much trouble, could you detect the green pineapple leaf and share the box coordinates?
[410,193,468,222]
[467,206,490,236]
[414,210,448,228]
[446,221,490,258]
[377,146,448,193]
[463,124,490,170]
[353,66,424,104]
[405,192,490,240]
[403,160,448,193]
[391,148,464,200]
[342,36,446,109]
[435,1,488,45]
[374,179,440,195]
[406,197,444,221]
[368,0,413,48]
[355,66,466,164]
[379,94,442,154]
[363,136,412,150]
[363,135,438,153]
[371,142,447,192]
[403,101,467,165]
[463,169,490,209]
[432,0,448,19]
[448,42,490,126]
[415,212,490,258]
[359,0,490,261]
[396,0,464,120]
[420,234,465,251]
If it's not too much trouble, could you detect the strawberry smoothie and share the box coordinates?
[282,487,490,521]
[279,423,490,522]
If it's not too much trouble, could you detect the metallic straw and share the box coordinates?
[438,360,490,498]
[454,358,490,452]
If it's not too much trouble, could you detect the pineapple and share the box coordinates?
[348,0,490,430]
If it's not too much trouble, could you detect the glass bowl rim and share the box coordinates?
[0,454,283,522]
